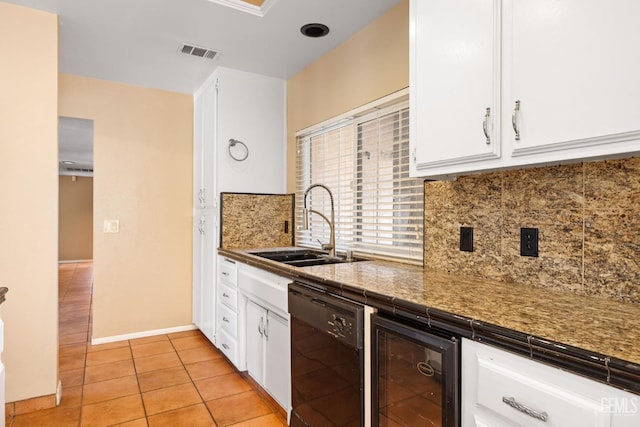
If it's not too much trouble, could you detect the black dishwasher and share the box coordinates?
[288,281,364,427]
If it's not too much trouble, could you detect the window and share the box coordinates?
[295,97,423,263]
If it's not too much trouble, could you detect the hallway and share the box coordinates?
[6,262,286,426]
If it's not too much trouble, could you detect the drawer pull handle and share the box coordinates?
[222,272,229,276]
[502,396,548,422]
[223,317,229,323]
[221,343,230,350]
[222,293,229,298]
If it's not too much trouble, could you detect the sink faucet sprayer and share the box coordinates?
[302,183,335,257]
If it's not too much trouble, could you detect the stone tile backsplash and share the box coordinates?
[220,193,294,250]
[424,157,640,303]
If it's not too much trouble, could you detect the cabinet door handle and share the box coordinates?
[222,316,229,323]
[258,317,264,336]
[264,317,269,339]
[502,396,548,422]
[483,107,491,145]
[512,100,521,141]
[221,271,229,276]
[221,343,229,350]
[222,293,229,298]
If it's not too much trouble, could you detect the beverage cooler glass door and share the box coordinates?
[371,314,459,426]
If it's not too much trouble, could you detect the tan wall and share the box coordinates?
[286,0,409,192]
[59,74,193,339]
[0,2,59,402]
[59,176,94,261]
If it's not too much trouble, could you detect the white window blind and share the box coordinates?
[295,101,423,263]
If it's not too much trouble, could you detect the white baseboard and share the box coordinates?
[58,259,93,264]
[90,324,198,345]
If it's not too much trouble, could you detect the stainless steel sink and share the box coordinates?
[250,248,364,267]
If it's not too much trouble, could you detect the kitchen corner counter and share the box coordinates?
[218,247,640,393]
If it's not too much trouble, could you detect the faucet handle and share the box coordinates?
[321,243,334,251]
[316,239,333,252]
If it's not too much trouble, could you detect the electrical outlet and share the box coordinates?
[520,227,539,257]
[460,227,474,252]
[103,219,120,233]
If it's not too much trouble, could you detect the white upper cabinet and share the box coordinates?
[193,81,216,209]
[505,0,640,163]
[411,0,501,178]
[411,0,640,178]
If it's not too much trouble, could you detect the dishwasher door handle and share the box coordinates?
[310,298,326,307]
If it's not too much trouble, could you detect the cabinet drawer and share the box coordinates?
[218,257,237,285]
[238,265,289,314]
[463,339,639,427]
[218,283,237,311]
[217,327,237,367]
[218,303,237,337]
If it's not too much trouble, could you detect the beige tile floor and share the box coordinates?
[6,262,287,426]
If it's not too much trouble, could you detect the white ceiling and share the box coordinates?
[6,0,400,94]
[12,0,399,175]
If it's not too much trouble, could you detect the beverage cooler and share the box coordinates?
[371,314,459,426]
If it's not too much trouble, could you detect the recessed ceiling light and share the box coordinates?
[300,23,330,38]
[61,160,76,165]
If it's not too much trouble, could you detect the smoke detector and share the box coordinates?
[178,43,219,60]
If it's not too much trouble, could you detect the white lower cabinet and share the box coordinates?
[245,299,290,412]
[263,309,289,409]
[238,263,291,416]
[462,338,640,427]
[246,300,265,380]
[216,256,239,367]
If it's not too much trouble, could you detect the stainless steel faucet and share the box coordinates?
[302,183,335,257]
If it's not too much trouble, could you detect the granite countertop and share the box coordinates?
[219,247,640,391]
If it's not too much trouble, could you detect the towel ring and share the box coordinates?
[228,139,249,162]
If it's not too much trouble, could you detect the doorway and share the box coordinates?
[58,117,94,263]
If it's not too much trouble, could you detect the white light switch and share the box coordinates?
[103,219,120,233]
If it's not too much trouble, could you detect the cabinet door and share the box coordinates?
[193,91,205,208]
[201,81,216,209]
[265,311,290,411]
[192,216,203,330]
[246,300,265,384]
[200,212,216,344]
[194,79,217,209]
[411,0,501,177]
[506,0,640,162]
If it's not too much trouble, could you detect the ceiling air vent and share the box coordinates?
[65,167,94,173]
[179,43,219,60]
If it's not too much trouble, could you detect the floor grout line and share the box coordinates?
[9,262,285,426]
